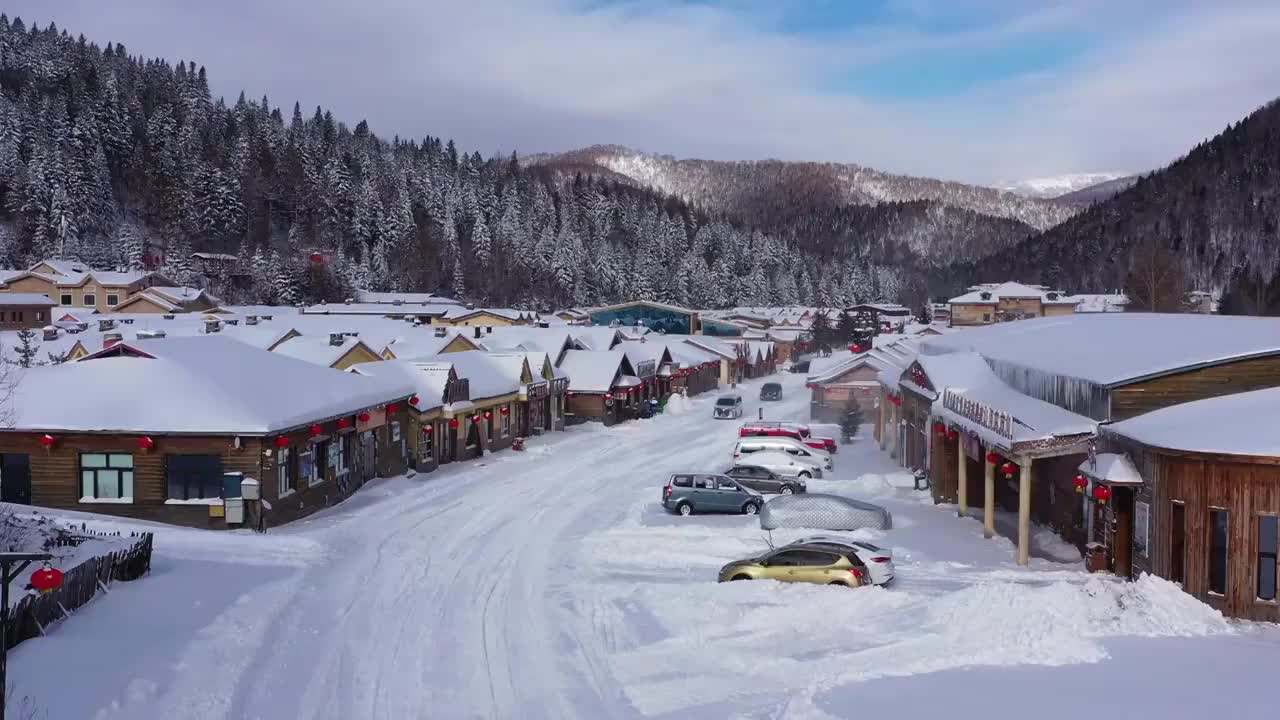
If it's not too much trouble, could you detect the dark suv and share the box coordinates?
[723,464,806,495]
[759,382,783,401]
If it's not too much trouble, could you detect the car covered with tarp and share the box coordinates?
[759,493,892,531]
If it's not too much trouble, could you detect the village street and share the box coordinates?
[11,372,1280,720]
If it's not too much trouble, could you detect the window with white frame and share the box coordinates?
[276,447,295,497]
[83,293,97,307]
[106,293,119,306]
[80,452,134,502]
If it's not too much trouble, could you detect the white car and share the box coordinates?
[739,450,824,480]
[732,438,833,470]
[793,535,895,585]
[714,395,744,419]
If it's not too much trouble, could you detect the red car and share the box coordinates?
[738,422,837,454]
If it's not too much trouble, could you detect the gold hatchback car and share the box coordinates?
[717,542,867,588]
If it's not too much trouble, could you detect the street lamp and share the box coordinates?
[1,552,56,720]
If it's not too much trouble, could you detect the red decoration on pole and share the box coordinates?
[449,419,459,428]
[604,393,613,400]
[471,415,481,423]
[38,434,55,448]
[30,566,64,594]
[358,412,371,423]
[137,436,155,451]
[337,417,351,429]
[1093,485,1112,504]
[274,436,290,448]
[424,425,433,434]
[483,411,492,420]
[310,424,323,436]
[946,429,958,441]
[1073,474,1088,493]
[933,422,946,436]
[409,395,420,406]
[388,403,400,414]
[985,452,1001,464]
[1001,461,1017,478]
[501,407,510,415]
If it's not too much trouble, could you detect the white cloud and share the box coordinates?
[6,0,1280,184]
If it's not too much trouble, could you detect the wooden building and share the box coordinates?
[805,352,894,424]
[1090,389,1280,620]
[270,333,385,370]
[947,282,1079,327]
[0,336,414,528]
[111,286,221,314]
[559,350,639,425]
[0,293,55,330]
[0,260,174,314]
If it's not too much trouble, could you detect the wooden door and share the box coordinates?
[1113,486,1134,578]
[0,454,31,505]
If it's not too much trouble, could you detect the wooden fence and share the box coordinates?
[2,530,153,652]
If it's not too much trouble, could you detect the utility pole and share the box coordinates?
[1,552,53,720]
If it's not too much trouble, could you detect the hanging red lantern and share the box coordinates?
[1001,461,1017,478]
[1093,485,1112,504]
[946,429,958,441]
[310,424,323,436]
[388,403,400,414]
[38,434,55,448]
[337,417,351,429]
[471,415,481,423]
[933,422,946,436]
[137,436,155,451]
[30,566,64,594]
[409,395,420,406]
[604,393,613,400]
[806,383,817,390]
[500,407,510,415]
[1073,474,1089,493]
[986,452,1001,464]
[274,436,290,448]
[449,418,459,428]
[424,425,434,434]
[484,411,493,420]
[358,412,371,423]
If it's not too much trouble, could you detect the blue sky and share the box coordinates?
[7,0,1280,183]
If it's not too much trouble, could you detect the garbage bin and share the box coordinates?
[1085,542,1108,573]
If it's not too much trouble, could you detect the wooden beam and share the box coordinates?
[984,453,995,539]
[1018,458,1033,566]
[957,440,968,517]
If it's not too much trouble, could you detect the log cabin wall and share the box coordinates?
[1110,354,1280,421]
[1033,453,1090,549]
[1147,450,1280,621]
[929,431,959,504]
[5,432,264,529]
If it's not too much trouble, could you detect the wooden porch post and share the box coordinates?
[1017,458,1032,566]
[888,403,899,459]
[957,438,968,517]
[983,451,995,539]
[877,398,886,450]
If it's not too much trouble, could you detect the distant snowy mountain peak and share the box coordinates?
[997,173,1129,199]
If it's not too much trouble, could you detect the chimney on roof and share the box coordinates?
[329,332,345,347]
[465,302,475,310]
[103,332,123,348]
[225,318,239,326]
[262,314,273,321]
[537,321,549,329]
[474,326,482,339]
[42,327,58,341]
[246,315,259,326]
[434,327,447,338]
[163,314,175,320]
[97,319,116,332]
[137,329,166,339]
[979,291,992,300]
[204,319,221,333]
[344,298,353,305]
[120,318,135,325]
[392,299,403,306]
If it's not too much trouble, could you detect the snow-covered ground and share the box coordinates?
[9,372,1280,719]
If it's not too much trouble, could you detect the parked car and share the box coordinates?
[732,438,832,471]
[723,464,807,495]
[759,493,892,531]
[791,536,895,585]
[790,423,839,454]
[717,541,868,588]
[738,422,830,453]
[663,473,763,516]
[714,394,744,419]
[759,382,783,401]
[736,450,823,479]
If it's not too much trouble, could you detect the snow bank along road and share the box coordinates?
[11,373,1280,720]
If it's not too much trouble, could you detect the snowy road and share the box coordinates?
[11,371,1280,720]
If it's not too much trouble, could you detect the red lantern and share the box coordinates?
[137,436,155,451]
[1073,474,1089,493]
[358,412,371,423]
[471,415,481,423]
[986,452,1001,464]
[806,383,817,390]
[1093,485,1112,504]
[38,434,55,448]
[409,395,420,407]
[388,403,400,414]
[274,436,290,448]
[449,419,459,428]
[310,424,323,436]
[1001,461,1017,478]
[933,422,946,436]
[484,411,492,420]
[424,425,433,434]
[946,429,958,441]
[567,392,576,398]
[500,407,510,415]
[30,566,64,594]
[605,393,613,400]
[337,417,351,429]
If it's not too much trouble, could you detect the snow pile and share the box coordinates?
[664,392,691,415]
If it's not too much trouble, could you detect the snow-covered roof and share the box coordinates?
[1105,387,1280,457]
[219,325,297,350]
[1079,453,1143,485]
[213,304,300,317]
[922,313,1280,387]
[7,336,412,434]
[349,360,448,411]
[79,270,150,287]
[148,286,214,304]
[1072,294,1129,313]
[302,302,454,316]
[441,306,525,321]
[0,293,55,306]
[119,291,179,311]
[807,353,894,384]
[415,350,521,400]
[191,252,238,261]
[384,331,475,359]
[270,334,377,368]
[479,326,573,356]
[31,259,88,277]
[949,281,1077,305]
[356,290,464,306]
[589,300,697,316]
[927,352,1097,446]
[559,350,626,393]
[619,341,667,371]
[569,326,622,351]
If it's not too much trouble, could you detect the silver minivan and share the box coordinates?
[714,394,744,419]
[732,438,833,470]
